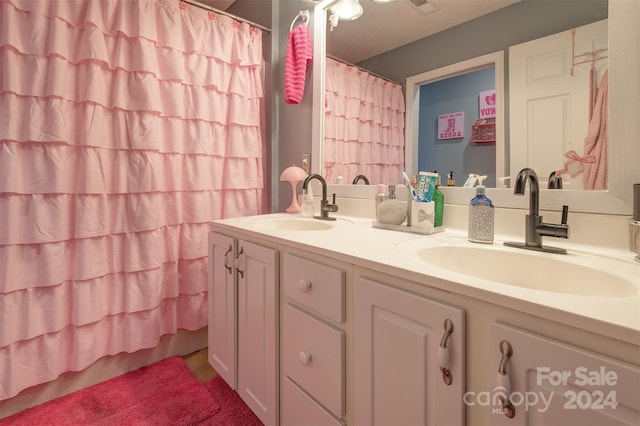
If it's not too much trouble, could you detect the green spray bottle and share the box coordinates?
[432,171,444,227]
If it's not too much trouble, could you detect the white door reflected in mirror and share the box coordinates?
[509,20,609,191]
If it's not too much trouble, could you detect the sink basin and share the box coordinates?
[416,246,637,298]
[251,217,335,231]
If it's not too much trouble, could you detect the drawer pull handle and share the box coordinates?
[438,318,454,385]
[298,279,312,293]
[298,351,312,366]
[496,340,515,418]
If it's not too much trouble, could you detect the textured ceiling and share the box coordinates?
[196,0,521,63]
[325,0,520,63]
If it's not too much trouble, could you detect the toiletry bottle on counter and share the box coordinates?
[468,175,494,243]
[433,184,444,228]
[301,187,315,218]
[375,184,387,220]
[430,171,444,227]
[447,171,456,186]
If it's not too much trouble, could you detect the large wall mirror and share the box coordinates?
[311,0,639,215]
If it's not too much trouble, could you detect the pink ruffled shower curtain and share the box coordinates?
[324,58,404,185]
[0,0,265,400]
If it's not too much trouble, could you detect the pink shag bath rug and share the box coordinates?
[1,356,262,425]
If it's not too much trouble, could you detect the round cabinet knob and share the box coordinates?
[298,351,312,366]
[298,279,312,293]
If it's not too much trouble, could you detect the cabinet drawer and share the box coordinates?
[282,304,345,418]
[281,377,344,426]
[283,253,345,323]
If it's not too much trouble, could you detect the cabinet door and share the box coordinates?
[208,232,237,388]
[490,322,640,425]
[237,239,279,426]
[354,276,466,425]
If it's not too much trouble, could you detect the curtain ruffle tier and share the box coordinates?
[1,94,262,155]
[0,0,264,400]
[324,58,405,185]
[5,0,263,66]
[1,293,207,401]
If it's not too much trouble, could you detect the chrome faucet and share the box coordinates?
[547,171,563,189]
[352,174,370,185]
[504,168,570,254]
[302,174,338,221]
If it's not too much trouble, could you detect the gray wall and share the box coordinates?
[275,0,315,212]
[227,0,315,213]
[358,0,608,83]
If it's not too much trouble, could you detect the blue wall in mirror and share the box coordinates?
[418,67,496,187]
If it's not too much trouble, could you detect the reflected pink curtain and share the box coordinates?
[324,58,404,185]
[0,0,265,400]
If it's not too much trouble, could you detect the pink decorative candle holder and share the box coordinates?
[280,165,308,213]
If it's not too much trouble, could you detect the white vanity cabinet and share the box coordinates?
[489,322,640,426]
[280,252,347,426]
[353,275,467,425]
[208,231,279,425]
[208,216,639,426]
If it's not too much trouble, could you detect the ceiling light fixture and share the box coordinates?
[330,0,363,21]
[371,0,395,3]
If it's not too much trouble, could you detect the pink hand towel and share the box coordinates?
[285,23,313,104]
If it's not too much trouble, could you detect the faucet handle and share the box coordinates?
[561,205,569,225]
[327,193,338,213]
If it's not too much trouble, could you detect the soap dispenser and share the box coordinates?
[376,185,407,225]
[468,175,494,244]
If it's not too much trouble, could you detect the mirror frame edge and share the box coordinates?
[311,0,338,177]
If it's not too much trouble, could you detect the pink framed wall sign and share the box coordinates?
[438,112,464,140]
[479,90,496,119]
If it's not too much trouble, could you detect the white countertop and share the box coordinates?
[210,213,640,344]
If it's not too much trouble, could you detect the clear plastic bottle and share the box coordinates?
[301,188,315,218]
[468,176,494,243]
[375,184,387,220]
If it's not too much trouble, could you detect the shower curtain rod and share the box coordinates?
[327,54,403,86]
[181,0,271,33]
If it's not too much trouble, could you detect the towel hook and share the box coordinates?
[570,27,608,76]
[290,10,310,31]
